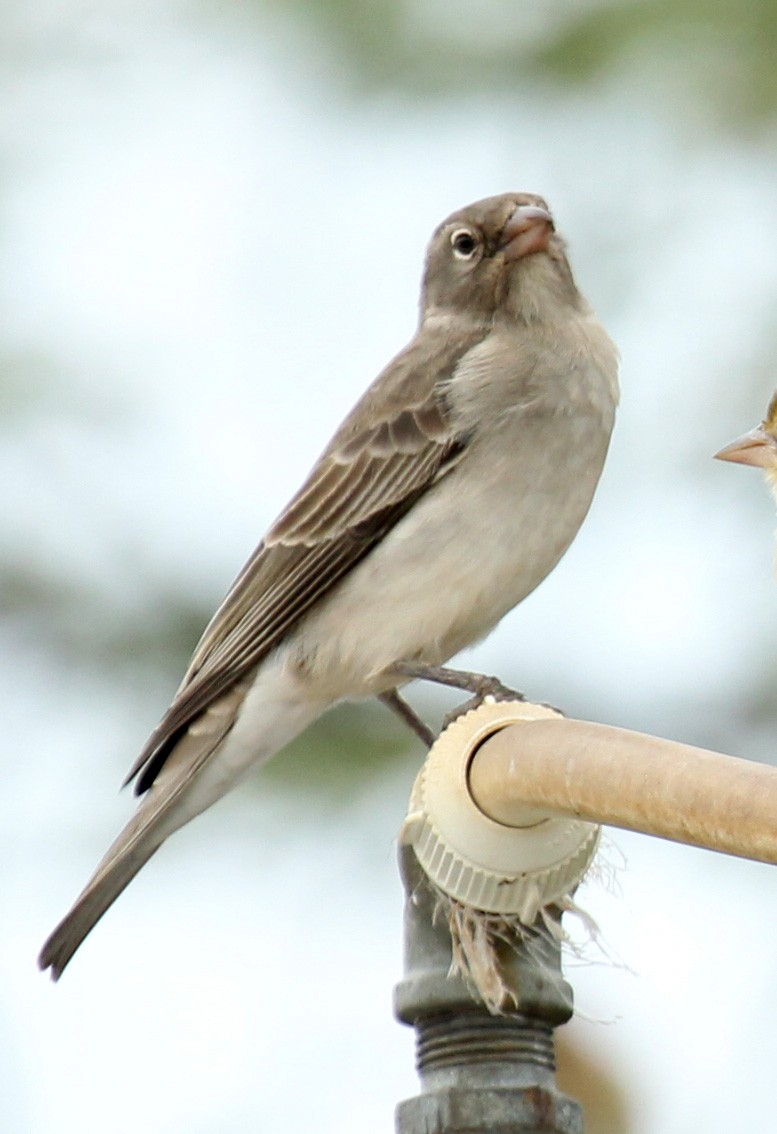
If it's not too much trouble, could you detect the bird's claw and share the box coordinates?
[391,660,525,699]
[439,678,528,732]
[387,660,564,738]
[389,660,531,734]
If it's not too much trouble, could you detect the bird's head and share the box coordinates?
[421,192,581,325]
[715,391,777,491]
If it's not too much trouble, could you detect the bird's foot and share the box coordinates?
[440,693,502,732]
[390,660,529,733]
[390,660,526,703]
[386,662,560,740]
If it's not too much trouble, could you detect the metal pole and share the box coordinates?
[394,844,583,1134]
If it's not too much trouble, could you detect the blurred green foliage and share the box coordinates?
[261,698,419,800]
[245,0,777,126]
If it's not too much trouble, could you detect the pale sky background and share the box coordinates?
[4,2,777,1131]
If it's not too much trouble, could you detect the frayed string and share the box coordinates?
[417,877,603,1015]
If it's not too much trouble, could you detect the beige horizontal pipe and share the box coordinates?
[468,717,777,865]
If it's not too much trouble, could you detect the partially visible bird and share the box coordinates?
[715,392,777,496]
[38,192,619,980]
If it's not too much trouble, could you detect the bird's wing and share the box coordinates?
[127,323,485,793]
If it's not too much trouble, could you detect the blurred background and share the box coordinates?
[5,1,777,1130]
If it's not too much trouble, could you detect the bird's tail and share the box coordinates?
[38,664,322,979]
[38,678,261,979]
[38,828,163,980]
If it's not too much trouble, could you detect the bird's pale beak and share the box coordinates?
[714,426,775,468]
[501,205,554,261]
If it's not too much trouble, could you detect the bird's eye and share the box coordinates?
[450,229,478,259]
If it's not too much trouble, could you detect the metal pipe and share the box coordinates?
[469,717,777,864]
[394,844,583,1134]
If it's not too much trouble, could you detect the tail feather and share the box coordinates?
[38,681,253,979]
[37,667,316,980]
[38,837,162,980]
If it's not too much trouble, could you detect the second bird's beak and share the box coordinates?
[501,205,554,261]
[714,426,775,468]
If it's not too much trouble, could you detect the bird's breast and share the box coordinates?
[289,392,614,699]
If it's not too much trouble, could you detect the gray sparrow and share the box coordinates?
[39,192,619,978]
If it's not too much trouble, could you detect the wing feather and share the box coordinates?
[127,323,485,793]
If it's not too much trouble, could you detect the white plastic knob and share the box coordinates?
[402,700,599,921]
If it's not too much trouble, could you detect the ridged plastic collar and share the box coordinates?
[402,700,599,920]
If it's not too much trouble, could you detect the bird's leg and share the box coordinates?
[390,660,526,703]
[378,690,437,749]
[390,661,530,732]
